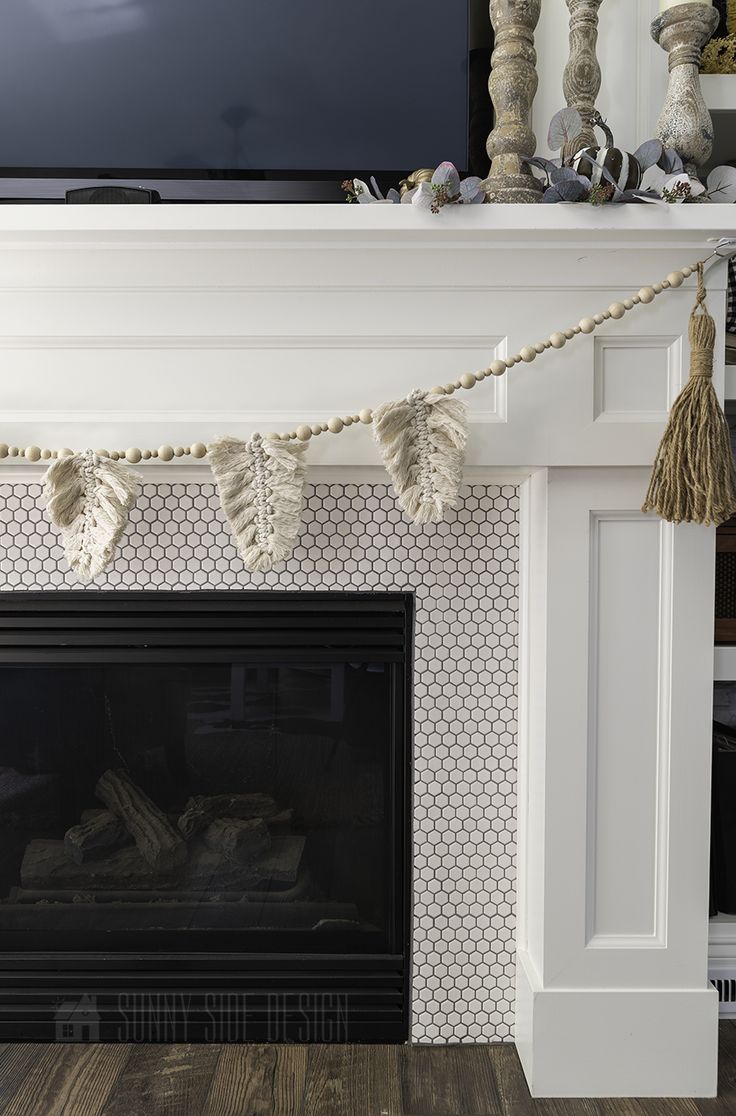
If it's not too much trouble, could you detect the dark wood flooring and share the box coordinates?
[1,1023,735,1115]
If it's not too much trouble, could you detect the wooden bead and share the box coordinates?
[564,328,575,340]
[534,342,546,354]
[631,294,641,305]
[151,449,158,458]
[327,416,344,434]
[95,449,109,458]
[25,445,41,462]
[638,286,655,303]
[490,359,507,375]
[593,313,605,325]
[343,416,353,425]
[59,448,74,458]
[0,444,8,458]
[174,446,185,457]
[352,415,361,424]
[41,449,51,459]
[653,282,663,294]
[624,298,634,310]
[158,445,174,461]
[667,271,684,288]
[682,266,693,278]
[296,425,312,441]
[608,302,626,319]
[110,451,120,460]
[126,448,142,464]
[549,332,566,349]
[359,409,373,424]
[191,442,207,458]
[459,373,477,389]
[444,383,456,393]
[311,423,322,436]
[141,449,152,460]
[660,280,670,290]
[8,447,18,457]
[520,346,536,363]
[579,317,596,334]
[265,432,279,441]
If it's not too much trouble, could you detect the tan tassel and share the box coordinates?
[642,263,736,526]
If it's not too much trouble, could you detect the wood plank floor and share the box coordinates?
[1,1023,735,1115]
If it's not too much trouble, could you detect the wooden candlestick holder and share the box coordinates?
[484,0,542,204]
[563,0,605,152]
[651,2,720,175]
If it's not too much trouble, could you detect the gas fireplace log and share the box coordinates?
[202,817,271,863]
[95,768,187,871]
[177,792,278,839]
[19,835,305,891]
[64,810,131,865]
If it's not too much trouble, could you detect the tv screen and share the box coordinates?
[0,0,491,201]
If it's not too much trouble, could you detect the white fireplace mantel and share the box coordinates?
[1,204,735,1098]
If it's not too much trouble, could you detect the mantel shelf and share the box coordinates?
[0,203,733,249]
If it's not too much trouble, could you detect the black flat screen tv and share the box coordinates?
[0,0,492,202]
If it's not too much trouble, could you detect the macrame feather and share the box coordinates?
[372,389,467,523]
[209,434,308,572]
[42,450,140,582]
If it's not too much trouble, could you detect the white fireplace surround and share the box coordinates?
[0,204,734,1098]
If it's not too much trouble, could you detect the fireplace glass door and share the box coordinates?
[0,659,397,954]
[0,592,410,1041]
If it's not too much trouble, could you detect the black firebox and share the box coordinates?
[0,592,412,1042]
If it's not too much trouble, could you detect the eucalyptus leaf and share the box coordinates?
[369,175,385,200]
[658,147,683,174]
[411,181,435,210]
[353,179,377,204]
[633,139,663,172]
[385,188,401,204]
[617,189,666,205]
[549,164,585,185]
[432,161,460,196]
[459,176,484,203]
[706,164,736,203]
[555,178,588,202]
[547,106,583,152]
[541,187,564,203]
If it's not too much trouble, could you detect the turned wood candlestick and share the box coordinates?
[651,2,720,175]
[484,0,542,204]
[563,0,604,153]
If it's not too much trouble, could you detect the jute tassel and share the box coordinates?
[642,263,736,526]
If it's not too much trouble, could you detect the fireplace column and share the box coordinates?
[515,466,718,1098]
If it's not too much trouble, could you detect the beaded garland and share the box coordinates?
[0,263,700,464]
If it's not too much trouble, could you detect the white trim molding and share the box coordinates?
[516,467,718,1097]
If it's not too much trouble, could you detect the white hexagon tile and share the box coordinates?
[0,481,519,1042]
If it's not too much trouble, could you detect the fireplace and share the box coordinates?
[0,591,411,1042]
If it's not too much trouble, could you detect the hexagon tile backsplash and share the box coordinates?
[0,481,519,1042]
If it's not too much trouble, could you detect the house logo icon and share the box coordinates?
[54,994,100,1042]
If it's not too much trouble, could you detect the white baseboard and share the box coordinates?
[515,951,719,1098]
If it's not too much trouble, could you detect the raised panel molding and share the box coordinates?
[585,512,670,949]
[593,336,682,423]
